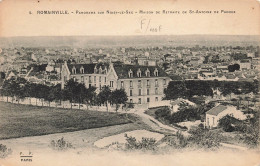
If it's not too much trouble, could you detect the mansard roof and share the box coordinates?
[67,63,108,74]
[113,64,168,79]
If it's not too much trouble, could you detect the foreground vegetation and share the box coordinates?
[0,101,138,140]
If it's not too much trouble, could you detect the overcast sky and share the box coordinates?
[0,0,259,37]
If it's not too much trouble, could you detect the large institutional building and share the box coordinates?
[61,61,171,104]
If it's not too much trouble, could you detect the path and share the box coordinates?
[129,108,189,136]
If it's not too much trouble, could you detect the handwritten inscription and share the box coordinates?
[140,19,162,33]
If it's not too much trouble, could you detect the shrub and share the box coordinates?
[243,113,259,148]
[218,115,242,132]
[0,144,12,158]
[50,137,73,151]
[154,107,171,121]
[124,134,158,151]
[188,127,221,149]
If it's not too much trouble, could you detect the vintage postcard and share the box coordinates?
[0,0,259,165]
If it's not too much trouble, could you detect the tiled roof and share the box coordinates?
[113,64,168,79]
[206,105,227,116]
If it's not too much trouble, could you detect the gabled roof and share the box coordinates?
[206,105,227,116]
[113,64,168,79]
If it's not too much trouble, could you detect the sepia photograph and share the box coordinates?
[0,0,259,165]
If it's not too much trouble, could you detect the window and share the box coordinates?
[213,117,215,125]
[130,90,132,96]
[121,81,124,88]
[163,79,166,85]
[138,98,141,104]
[130,99,133,103]
[137,69,141,77]
[110,81,114,87]
[147,80,150,86]
[72,67,76,74]
[147,97,150,103]
[105,77,107,83]
[94,76,96,83]
[155,88,158,95]
[99,76,101,82]
[155,97,158,101]
[81,76,84,83]
[154,68,158,76]
[145,69,150,77]
[89,84,91,88]
[155,79,158,86]
[128,69,133,78]
[138,80,141,87]
[130,81,133,87]
[73,77,76,81]
[99,85,101,90]
[139,89,142,96]
[89,76,92,83]
[80,67,84,74]
[147,89,150,95]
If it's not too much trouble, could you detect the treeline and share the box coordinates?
[164,80,259,100]
[0,77,128,111]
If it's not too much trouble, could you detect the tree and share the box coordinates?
[1,79,12,102]
[83,86,96,109]
[29,83,39,105]
[164,81,188,100]
[15,77,29,104]
[51,84,62,106]
[63,79,80,109]
[228,64,240,72]
[36,84,49,106]
[110,89,128,112]
[218,115,239,132]
[97,86,111,112]
[74,83,87,110]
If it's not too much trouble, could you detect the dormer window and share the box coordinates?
[80,66,84,74]
[99,66,102,74]
[154,68,159,77]
[72,67,76,74]
[128,69,133,78]
[137,68,141,77]
[104,67,107,74]
[94,66,97,73]
[145,69,150,77]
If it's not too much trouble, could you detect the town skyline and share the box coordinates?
[0,35,259,48]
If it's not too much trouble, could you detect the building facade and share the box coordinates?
[61,62,171,104]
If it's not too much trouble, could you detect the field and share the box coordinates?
[0,101,143,140]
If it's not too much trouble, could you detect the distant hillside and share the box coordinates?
[0,35,259,48]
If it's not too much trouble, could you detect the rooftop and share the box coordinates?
[206,105,227,116]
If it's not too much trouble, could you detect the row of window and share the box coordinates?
[128,68,159,78]
[72,67,107,74]
[79,76,106,83]
[120,79,167,88]
[129,88,159,96]
[129,97,159,104]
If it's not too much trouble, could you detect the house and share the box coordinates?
[205,104,247,129]
[61,61,171,104]
[239,59,251,70]
[61,62,108,92]
[109,63,171,104]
